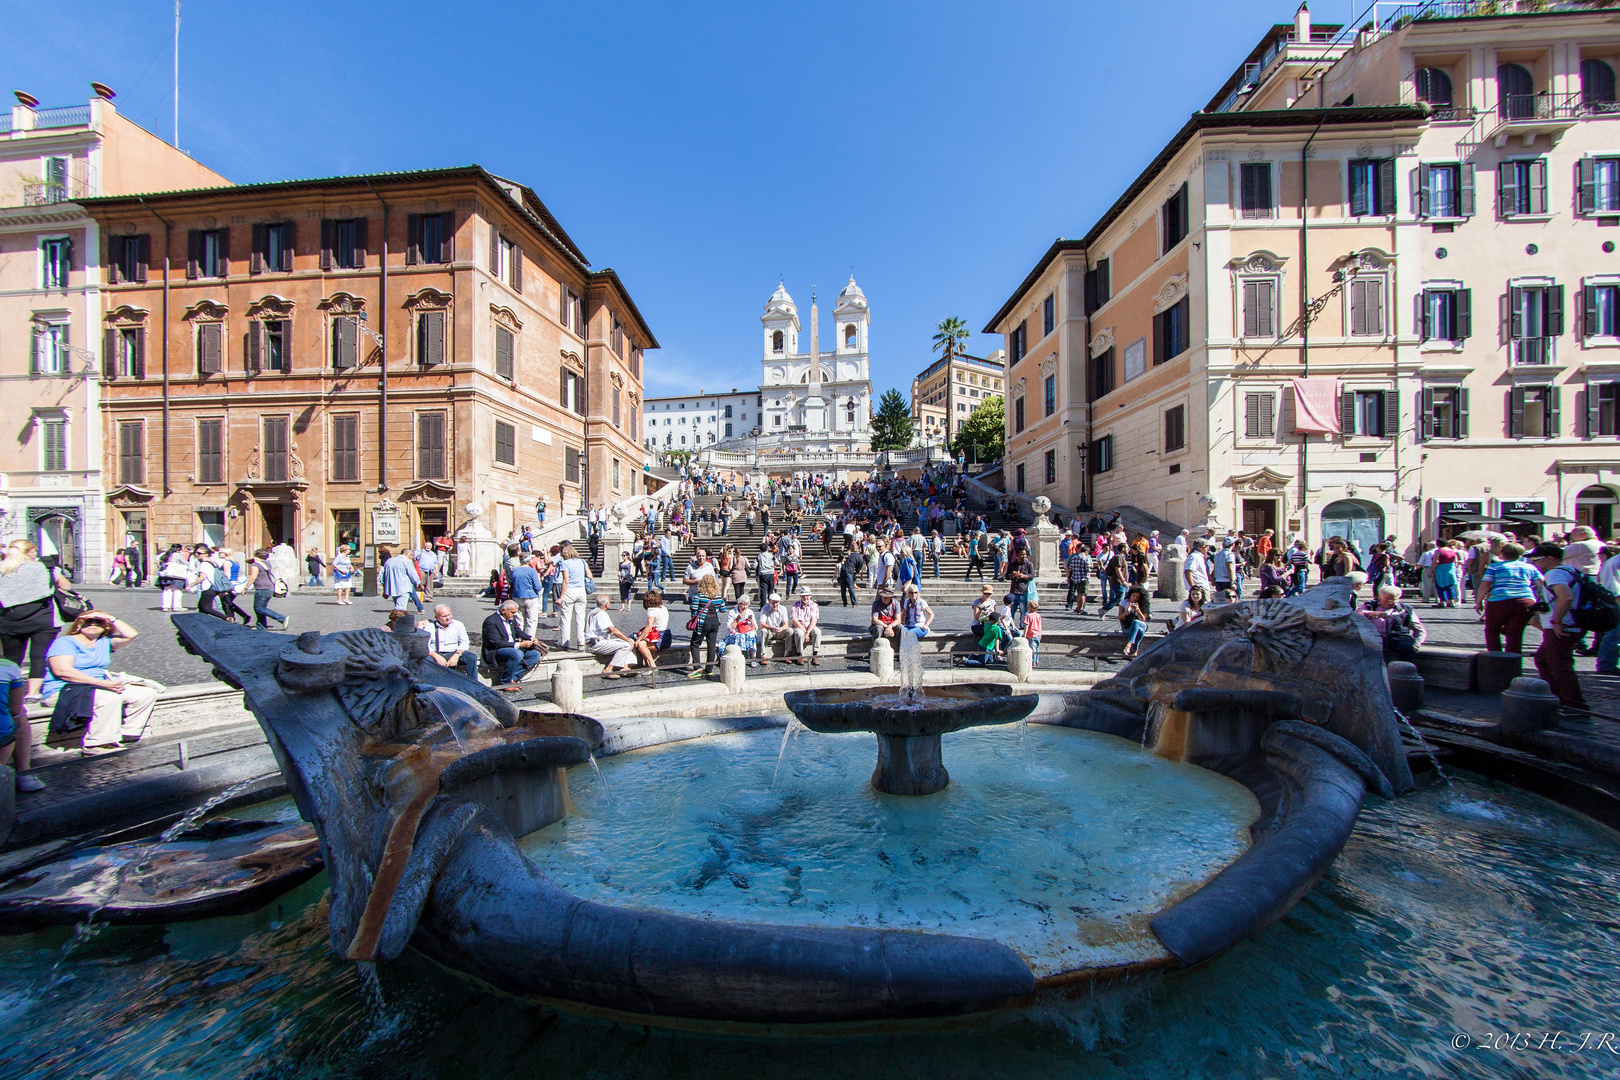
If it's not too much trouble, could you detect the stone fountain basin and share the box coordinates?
[783,685,1039,737]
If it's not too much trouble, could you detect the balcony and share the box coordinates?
[1511,337,1557,367]
[1458,91,1587,156]
[22,174,93,207]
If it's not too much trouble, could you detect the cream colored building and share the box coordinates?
[0,87,226,580]
[987,1,1620,553]
[910,349,1004,450]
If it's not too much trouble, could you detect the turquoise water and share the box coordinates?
[1,772,1619,1077]
[521,726,1259,977]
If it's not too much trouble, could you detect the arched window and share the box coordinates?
[844,324,857,347]
[846,398,857,423]
[1414,66,1452,107]
[772,330,784,353]
[1498,63,1535,120]
[1583,58,1617,109]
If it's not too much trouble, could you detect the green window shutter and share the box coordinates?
[1457,388,1469,438]
[1419,386,1434,441]
[1415,163,1430,217]
[1510,386,1525,437]
[1456,289,1471,339]
[1499,162,1519,216]
[1458,165,1475,216]
[1530,159,1548,214]
[1509,286,1526,339]
[1580,158,1598,214]
[1548,285,1566,336]
[1549,386,1562,436]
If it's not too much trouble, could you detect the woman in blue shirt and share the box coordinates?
[1475,541,1545,654]
[44,610,157,754]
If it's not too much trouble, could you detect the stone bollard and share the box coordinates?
[1007,637,1033,682]
[1158,555,1186,602]
[719,644,747,692]
[1475,651,1524,695]
[550,659,583,713]
[1385,661,1424,714]
[1500,676,1560,744]
[870,637,895,681]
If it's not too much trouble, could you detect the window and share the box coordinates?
[1009,321,1027,364]
[1154,296,1190,362]
[847,399,857,423]
[611,318,625,357]
[1510,284,1564,364]
[118,421,145,486]
[40,417,66,472]
[1244,392,1275,439]
[631,346,641,380]
[1165,404,1186,452]
[1241,279,1276,338]
[1239,162,1272,218]
[196,322,223,375]
[41,156,68,202]
[1341,389,1389,438]
[251,222,295,273]
[725,423,733,437]
[1090,347,1115,401]
[1014,395,1025,433]
[560,368,583,414]
[1498,159,1549,217]
[612,457,621,489]
[773,415,782,427]
[321,219,366,270]
[110,234,149,284]
[1589,383,1620,437]
[248,319,288,374]
[197,418,223,483]
[772,330,784,353]
[1088,435,1113,474]
[1498,63,1536,120]
[41,237,71,289]
[560,288,582,335]
[1584,59,1618,109]
[187,228,229,278]
[103,326,145,379]
[1510,385,1558,439]
[494,324,514,380]
[1415,66,1453,106]
[261,416,289,482]
[1016,463,1026,492]
[1349,278,1386,337]
[1421,386,1469,440]
[32,321,67,375]
[406,211,453,264]
[1415,163,1472,218]
[1578,158,1620,216]
[1085,259,1111,314]
[1043,374,1056,416]
[331,415,359,481]
[1349,159,1396,216]
[1586,284,1620,338]
[495,419,516,466]
[1162,182,1189,252]
[566,446,581,484]
[1042,295,1055,337]
[417,311,446,366]
[723,404,733,417]
[332,315,359,370]
[1421,288,1472,342]
[417,412,447,478]
[844,324,857,348]
[1043,449,1057,485]
[613,386,622,427]
[490,227,521,291]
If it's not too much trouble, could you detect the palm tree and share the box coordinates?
[933,317,969,360]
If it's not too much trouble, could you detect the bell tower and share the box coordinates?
[761,281,799,368]
[834,276,869,356]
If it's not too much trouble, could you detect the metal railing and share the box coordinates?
[1458,90,1588,158]
[22,175,93,206]
[1511,337,1556,366]
[1378,0,1620,29]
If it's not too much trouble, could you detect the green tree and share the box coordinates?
[870,389,915,452]
[950,394,1005,464]
[933,316,969,360]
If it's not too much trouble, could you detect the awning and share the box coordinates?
[1500,513,1576,525]
[1438,515,1511,525]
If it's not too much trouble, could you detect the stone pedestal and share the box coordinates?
[456,503,502,584]
[1385,661,1424,713]
[1031,522,1061,584]
[873,734,948,796]
[1500,676,1560,743]
[1007,637,1033,681]
[720,644,747,692]
[1475,651,1524,695]
[269,543,299,591]
[600,528,633,582]
[1158,554,1186,602]
[550,660,583,713]
[870,637,895,680]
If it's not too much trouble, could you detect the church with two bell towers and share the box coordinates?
[759,277,874,452]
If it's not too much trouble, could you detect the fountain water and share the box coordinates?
[897,630,924,704]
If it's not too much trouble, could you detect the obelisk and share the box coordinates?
[803,286,826,436]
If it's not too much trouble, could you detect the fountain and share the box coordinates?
[134,582,1431,1028]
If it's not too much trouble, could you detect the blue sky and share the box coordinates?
[6,0,1306,399]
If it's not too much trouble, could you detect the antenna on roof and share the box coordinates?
[173,0,180,149]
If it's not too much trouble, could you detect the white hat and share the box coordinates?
[768,592,781,602]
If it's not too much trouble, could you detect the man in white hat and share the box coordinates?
[787,586,821,665]
[757,592,791,663]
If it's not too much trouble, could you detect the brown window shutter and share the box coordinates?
[103,327,117,379]
[438,212,454,262]
[320,219,334,270]
[247,320,262,375]
[1340,387,1357,435]
[406,214,420,265]
[251,223,265,274]
[280,221,295,271]
[106,235,120,284]
[131,329,145,379]
[511,242,522,292]
[490,222,500,274]
[136,234,150,282]
[495,325,513,379]
[217,226,230,277]
[187,229,201,278]
[353,217,367,269]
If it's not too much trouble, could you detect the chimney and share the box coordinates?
[11,90,37,133]
[1295,3,1311,41]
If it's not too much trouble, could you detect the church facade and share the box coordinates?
[759,278,873,451]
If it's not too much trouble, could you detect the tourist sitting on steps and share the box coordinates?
[0,656,37,791]
[480,601,548,692]
[1119,586,1151,659]
[43,610,157,756]
[958,609,1008,667]
[632,590,671,669]
[724,597,763,667]
[757,593,791,662]
[787,586,821,665]
[869,587,900,645]
[585,595,638,679]
[420,605,477,682]
[1360,584,1427,665]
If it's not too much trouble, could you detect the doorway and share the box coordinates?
[1241,498,1279,538]
[331,509,360,556]
[35,513,78,582]
[418,507,448,547]
[1576,485,1617,537]
[1321,499,1386,564]
[259,504,292,550]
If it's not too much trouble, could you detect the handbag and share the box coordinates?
[53,588,91,621]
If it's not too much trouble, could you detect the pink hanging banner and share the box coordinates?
[1292,377,1340,434]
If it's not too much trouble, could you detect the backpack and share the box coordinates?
[1571,571,1620,633]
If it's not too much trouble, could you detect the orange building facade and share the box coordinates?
[81,165,655,563]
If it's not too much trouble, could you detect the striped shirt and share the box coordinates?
[1482,558,1544,602]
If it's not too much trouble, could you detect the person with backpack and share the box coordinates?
[1360,584,1427,664]
[241,549,291,631]
[1529,542,1609,711]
